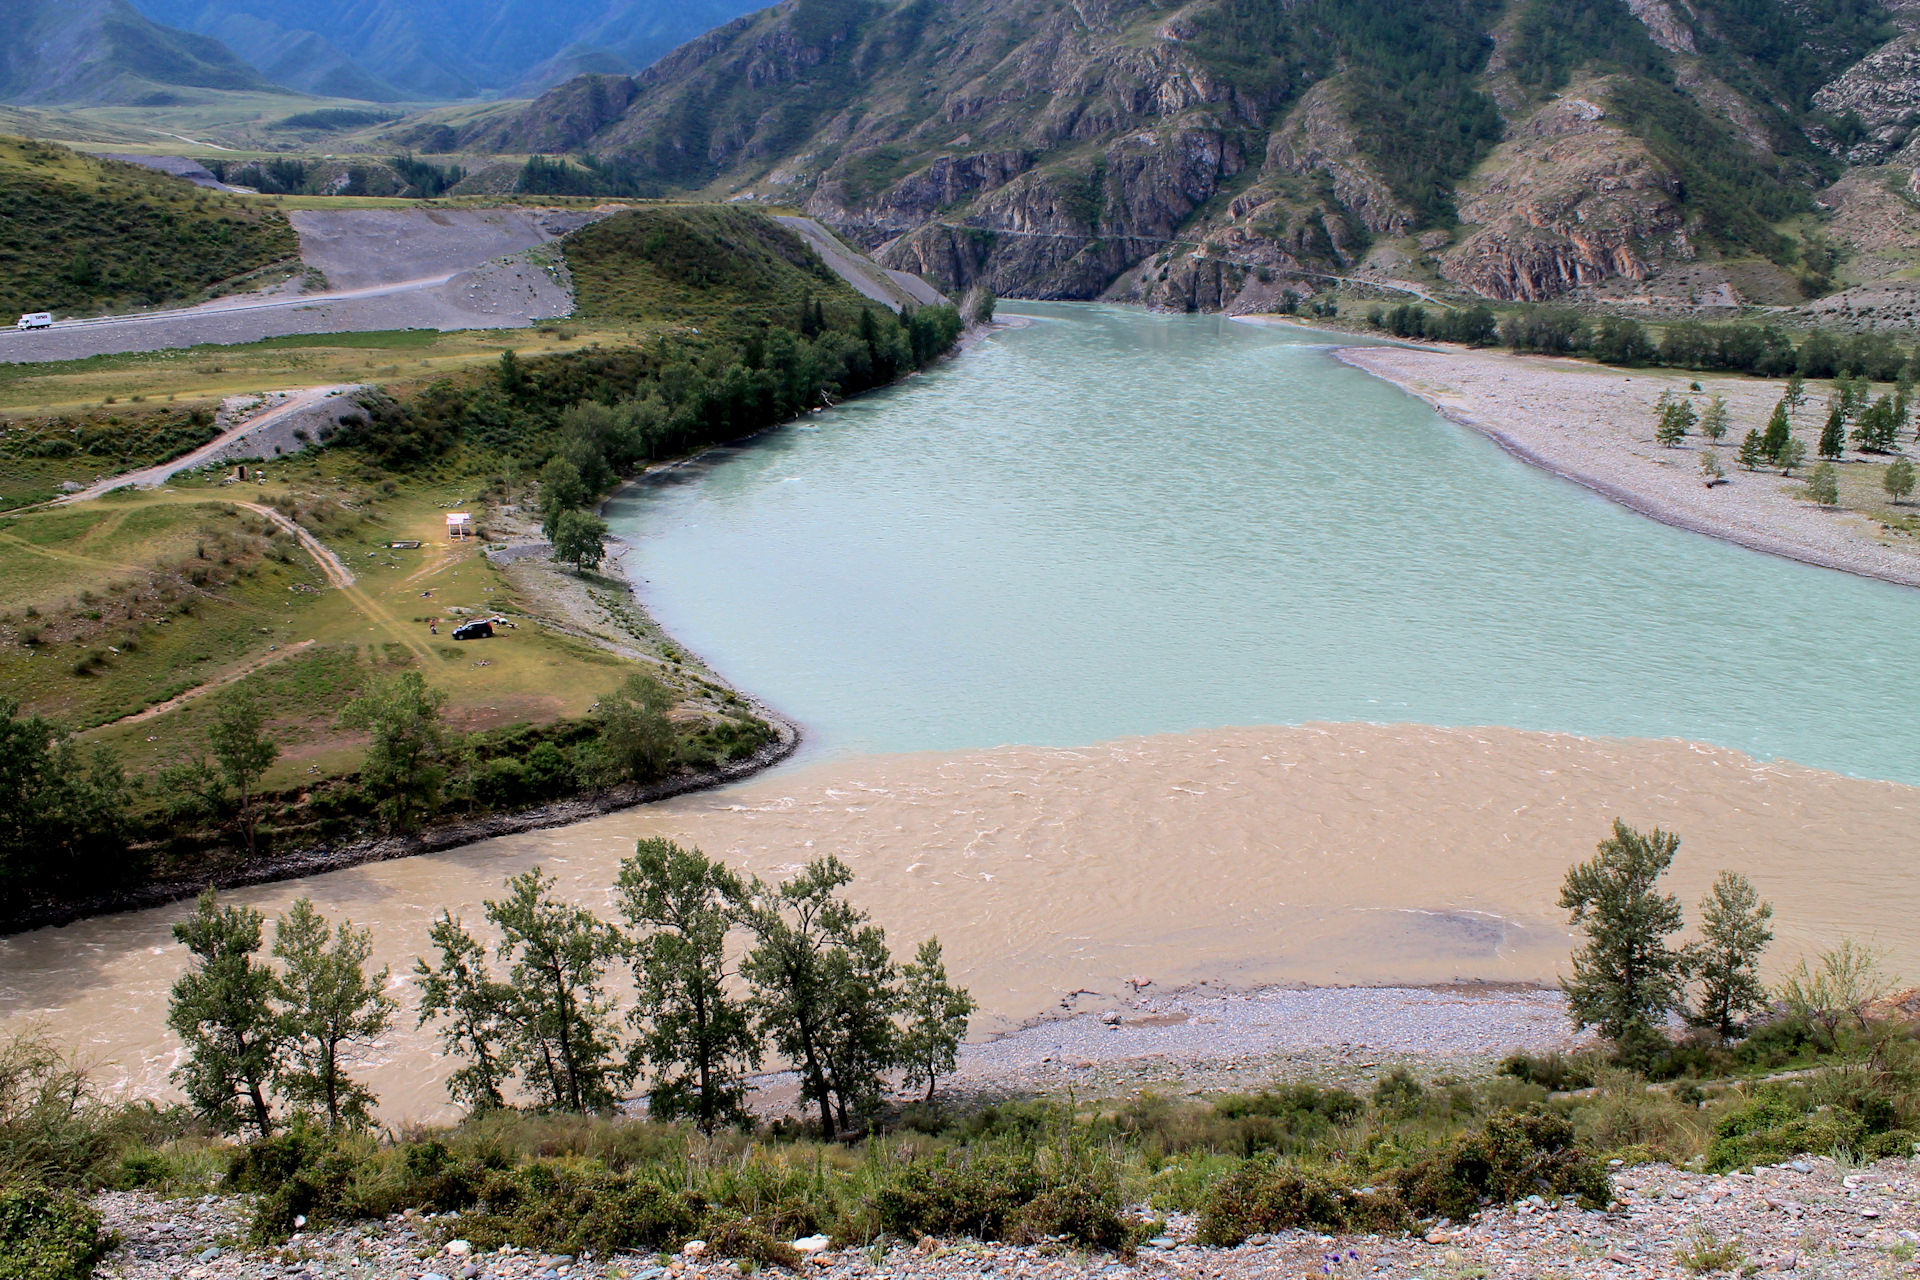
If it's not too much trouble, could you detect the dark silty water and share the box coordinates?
[604,303,1920,784]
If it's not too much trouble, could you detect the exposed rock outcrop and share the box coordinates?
[1441,87,1687,301]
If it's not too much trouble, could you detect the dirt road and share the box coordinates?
[59,386,361,501]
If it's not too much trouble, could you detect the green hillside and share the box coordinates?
[0,135,297,318]
[564,205,863,323]
[0,0,282,107]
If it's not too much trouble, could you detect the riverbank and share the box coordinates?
[1333,343,1920,589]
[8,721,1916,1120]
[92,1152,1911,1280]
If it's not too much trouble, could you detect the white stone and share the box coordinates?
[793,1235,832,1255]
[446,1241,472,1256]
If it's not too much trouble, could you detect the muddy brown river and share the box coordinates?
[4,724,1914,1119]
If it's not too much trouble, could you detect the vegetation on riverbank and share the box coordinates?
[0,204,962,924]
[7,820,1918,1274]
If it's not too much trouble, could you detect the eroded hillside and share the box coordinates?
[461,0,1920,317]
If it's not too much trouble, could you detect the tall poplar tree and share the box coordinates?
[1688,871,1773,1041]
[487,868,627,1113]
[273,900,394,1130]
[168,889,282,1137]
[617,839,760,1132]
[898,937,976,1104]
[415,911,514,1112]
[1558,820,1688,1046]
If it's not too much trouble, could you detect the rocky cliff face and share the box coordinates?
[1441,86,1688,301]
[472,0,1920,312]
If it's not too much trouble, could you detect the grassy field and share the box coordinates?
[0,453,705,801]
[0,326,616,416]
[0,135,298,319]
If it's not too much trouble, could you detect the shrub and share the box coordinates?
[1705,1090,1915,1172]
[459,1159,701,1256]
[1396,1109,1610,1218]
[0,1184,109,1280]
[1004,1177,1134,1250]
[870,1152,1045,1240]
[701,1211,803,1269]
[1499,1051,1597,1092]
[1195,1164,1412,1245]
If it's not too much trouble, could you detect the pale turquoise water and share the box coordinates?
[604,303,1920,783]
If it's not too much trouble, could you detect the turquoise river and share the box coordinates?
[605,302,1920,785]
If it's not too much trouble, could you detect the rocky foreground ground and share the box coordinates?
[94,1154,1920,1280]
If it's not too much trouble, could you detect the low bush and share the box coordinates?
[1706,1091,1916,1172]
[0,1184,109,1280]
[1396,1109,1611,1219]
[870,1152,1045,1240]
[1195,1165,1411,1245]
[1499,1051,1598,1093]
[460,1159,702,1256]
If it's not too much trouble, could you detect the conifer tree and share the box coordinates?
[1698,395,1729,443]
[1885,456,1915,504]
[1761,400,1792,461]
[1737,429,1768,471]
[167,889,282,1136]
[1785,373,1807,417]
[898,937,976,1104]
[617,839,760,1132]
[1688,871,1773,1041]
[1777,436,1807,475]
[1819,404,1846,459]
[1558,820,1688,1045]
[415,911,514,1112]
[273,900,394,1130]
[1808,461,1839,505]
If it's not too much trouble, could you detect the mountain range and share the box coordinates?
[126,0,768,100]
[455,0,1920,311]
[2,0,283,106]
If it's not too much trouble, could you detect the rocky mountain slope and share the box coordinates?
[462,0,1920,315]
[0,0,282,107]
[129,0,768,101]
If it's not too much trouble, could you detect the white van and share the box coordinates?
[16,313,52,330]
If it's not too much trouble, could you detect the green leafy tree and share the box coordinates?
[415,911,514,1112]
[740,857,898,1140]
[551,508,609,573]
[1736,429,1768,471]
[1688,871,1773,1041]
[487,868,627,1113]
[1558,820,1688,1045]
[1885,456,1915,504]
[208,692,279,857]
[616,839,760,1132]
[1699,450,1724,484]
[0,699,133,911]
[167,889,282,1137]
[272,900,394,1131]
[1807,461,1839,505]
[1818,404,1846,459]
[1761,400,1792,462]
[1697,395,1729,443]
[339,672,451,831]
[1777,436,1807,475]
[594,673,679,783]
[1784,373,1807,417]
[537,457,586,540]
[897,937,976,1104]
